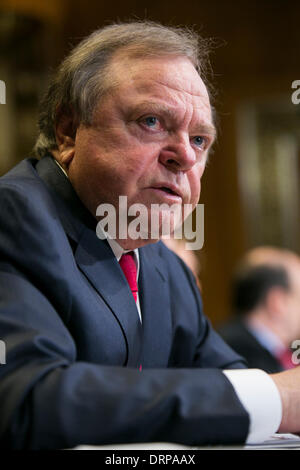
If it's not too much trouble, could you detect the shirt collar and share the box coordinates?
[54,159,69,178]
[106,237,140,279]
[246,320,285,355]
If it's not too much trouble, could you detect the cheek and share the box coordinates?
[287,300,300,332]
[190,161,206,203]
[189,175,201,206]
[124,143,161,184]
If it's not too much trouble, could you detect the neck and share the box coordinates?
[114,237,159,251]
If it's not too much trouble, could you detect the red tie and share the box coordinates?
[277,348,295,370]
[119,252,138,303]
[119,252,142,371]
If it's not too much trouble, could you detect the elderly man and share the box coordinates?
[0,21,299,449]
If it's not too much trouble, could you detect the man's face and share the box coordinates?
[65,54,215,247]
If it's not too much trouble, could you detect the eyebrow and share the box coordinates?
[130,101,217,142]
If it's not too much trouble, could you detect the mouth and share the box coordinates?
[150,184,183,200]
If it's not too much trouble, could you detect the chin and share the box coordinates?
[125,207,183,245]
[120,238,160,250]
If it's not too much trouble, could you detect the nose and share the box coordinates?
[158,134,197,172]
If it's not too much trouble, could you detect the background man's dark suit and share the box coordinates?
[219,319,284,374]
[0,156,249,449]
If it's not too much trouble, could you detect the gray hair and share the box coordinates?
[34,21,214,158]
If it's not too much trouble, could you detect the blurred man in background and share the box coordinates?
[219,246,300,373]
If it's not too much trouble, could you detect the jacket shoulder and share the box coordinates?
[0,158,50,198]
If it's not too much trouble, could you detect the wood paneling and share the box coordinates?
[0,0,68,23]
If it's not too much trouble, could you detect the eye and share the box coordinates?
[139,115,164,131]
[192,136,207,149]
[144,116,159,128]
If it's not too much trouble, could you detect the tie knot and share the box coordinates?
[119,252,138,302]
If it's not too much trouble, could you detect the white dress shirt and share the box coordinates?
[223,369,282,443]
[246,320,286,357]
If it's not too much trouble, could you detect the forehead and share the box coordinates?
[107,53,213,121]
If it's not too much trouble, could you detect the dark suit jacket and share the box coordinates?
[0,156,249,449]
[218,318,284,374]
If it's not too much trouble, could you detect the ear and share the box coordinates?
[55,106,78,168]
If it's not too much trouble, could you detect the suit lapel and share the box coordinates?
[138,244,172,368]
[74,228,143,367]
